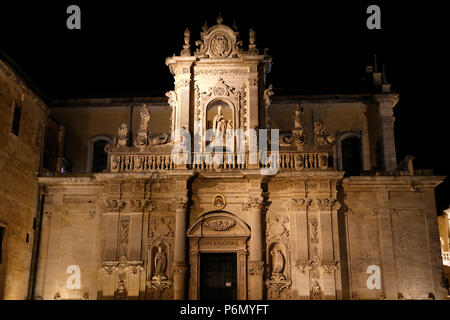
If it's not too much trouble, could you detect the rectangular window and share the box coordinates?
[0,226,5,264]
[11,105,22,136]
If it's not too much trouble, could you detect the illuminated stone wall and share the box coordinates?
[0,58,48,299]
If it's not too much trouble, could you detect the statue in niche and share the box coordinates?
[212,105,230,141]
[113,123,128,147]
[271,245,286,277]
[153,246,167,279]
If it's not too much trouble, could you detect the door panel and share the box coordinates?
[200,253,237,300]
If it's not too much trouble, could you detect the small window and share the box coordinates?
[11,105,22,136]
[0,226,5,264]
[92,140,108,173]
[342,137,362,177]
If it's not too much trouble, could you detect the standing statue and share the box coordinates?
[153,246,167,279]
[271,246,285,276]
[165,91,177,139]
[180,28,191,56]
[294,105,303,128]
[313,120,335,146]
[212,105,228,140]
[139,104,151,132]
[134,104,150,148]
[292,104,306,146]
[264,84,274,107]
[113,123,128,147]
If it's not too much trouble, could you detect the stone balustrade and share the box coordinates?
[108,150,330,172]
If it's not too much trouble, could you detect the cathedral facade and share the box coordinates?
[0,18,447,300]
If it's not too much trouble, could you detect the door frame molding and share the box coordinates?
[187,211,250,300]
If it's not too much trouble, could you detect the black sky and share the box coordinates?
[0,1,449,211]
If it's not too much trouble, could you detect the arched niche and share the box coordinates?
[186,211,250,300]
[203,99,236,150]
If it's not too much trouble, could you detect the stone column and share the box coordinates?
[317,198,339,300]
[290,198,311,299]
[375,94,399,171]
[173,198,188,300]
[243,197,265,300]
[376,208,398,299]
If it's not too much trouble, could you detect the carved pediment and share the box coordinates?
[194,18,243,59]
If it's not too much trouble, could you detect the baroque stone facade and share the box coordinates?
[0,18,448,300]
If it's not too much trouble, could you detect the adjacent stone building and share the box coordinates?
[0,17,448,300]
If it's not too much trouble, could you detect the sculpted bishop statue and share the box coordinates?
[212,105,228,140]
[153,246,167,279]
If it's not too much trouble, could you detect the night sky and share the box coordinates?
[0,1,448,212]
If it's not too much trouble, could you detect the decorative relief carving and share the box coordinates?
[203,219,235,231]
[309,217,319,244]
[116,272,127,299]
[119,216,130,260]
[311,280,323,300]
[105,199,126,212]
[99,260,144,275]
[173,198,189,210]
[266,216,289,240]
[194,68,248,76]
[238,83,248,130]
[320,260,340,273]
[150,216,175,239]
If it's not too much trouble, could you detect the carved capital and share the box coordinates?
[295,260,310,273]
[173,263,189,275]
[248,261,264,276]
[242,197,270,212]
[173,198,189,211]
[315,198,336,211]
[289,198,312,211]
[237,249,249,257]
[320,260,339,273]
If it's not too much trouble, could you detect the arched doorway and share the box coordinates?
[186,211,250,300]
